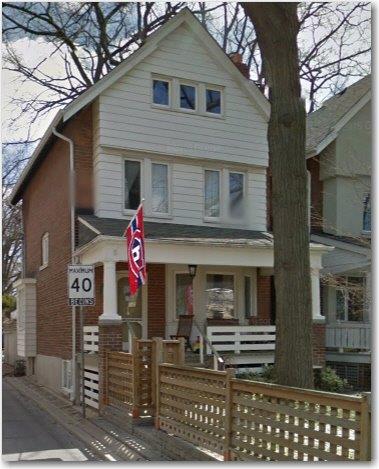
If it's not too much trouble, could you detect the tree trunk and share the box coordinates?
[242,2,314,388]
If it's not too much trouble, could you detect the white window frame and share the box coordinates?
[336,276,366,323]
[227,170,246,221]
[178,80,198,113]
[205,271,237,319]
[40,232,49,270]
[61,359,72,394]
[151,75,172,109]
[150,161,171,217]
[123,157,143,216]
[203,168,222,222]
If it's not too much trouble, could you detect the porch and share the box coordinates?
[75,215,330,371]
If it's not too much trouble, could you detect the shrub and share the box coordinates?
[237,365,277,383]
[314,367,350,393]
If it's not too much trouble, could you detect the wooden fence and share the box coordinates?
[156,364,371,461]
[105,338,184,418]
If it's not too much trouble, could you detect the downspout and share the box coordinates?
[52,128,77,403]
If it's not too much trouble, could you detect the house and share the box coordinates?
[306,75,371,388]
[11,9,329,400]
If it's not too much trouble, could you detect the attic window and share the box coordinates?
[153,79,170,106]
[206,89,221,114]
[180,84,196,110]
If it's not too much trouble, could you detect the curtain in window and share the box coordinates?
[229,172,244,218]
[176,274,193,317]
[152,163,168,213]
[205,274,234,319]
[204,170,220,217]
[125,161,140,210]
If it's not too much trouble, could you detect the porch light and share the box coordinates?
[188,264,198,279]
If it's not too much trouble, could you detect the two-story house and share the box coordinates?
[11,9,328,399]
[306,75,371,389]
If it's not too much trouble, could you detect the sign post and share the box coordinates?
[68,265,95,418]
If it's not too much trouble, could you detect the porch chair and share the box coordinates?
[170,314,193,351]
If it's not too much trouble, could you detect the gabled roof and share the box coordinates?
[11,8,269,205]
[306,75,371,158]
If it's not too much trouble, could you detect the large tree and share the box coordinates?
[242,2,314,388]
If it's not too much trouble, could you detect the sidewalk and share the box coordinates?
[5,377,168,461]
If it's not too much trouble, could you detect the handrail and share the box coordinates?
[192,318,226,370]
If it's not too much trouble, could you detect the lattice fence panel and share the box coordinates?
[158,364,227,454]
[135,340,154,416]
[230,379,368,461]
[107,351,134,413]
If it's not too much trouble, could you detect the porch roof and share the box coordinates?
[78,214,274,248]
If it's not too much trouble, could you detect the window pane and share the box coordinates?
[176,274,193,317]
[180,84,196,110]
[229,172,244,218]
[153,80,169,105]
[152,163,168,213]
[244,276,252,318]
[204,170,220,217]
[347,277,365,321]
[336,289,346,320]
[125,160,140,210]
[206,89,221,114]
[205,274,234,319]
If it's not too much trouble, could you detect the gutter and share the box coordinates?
[52,127,77,404]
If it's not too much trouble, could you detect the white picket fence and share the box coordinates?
[206,325,276,371]
[82,326,99,409]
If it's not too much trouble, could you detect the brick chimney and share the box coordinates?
[229,53,250,79]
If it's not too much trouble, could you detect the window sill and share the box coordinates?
[39,264,48,271]
[150,104,225,120]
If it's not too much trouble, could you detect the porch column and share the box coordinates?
[311,268,324,321]
[99,260,121,323]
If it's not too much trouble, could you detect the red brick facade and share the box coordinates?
[147,264,166,338]
[98,323,123,407]
[312,322,326,367]
[22,105,93,360]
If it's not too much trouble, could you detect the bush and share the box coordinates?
[314,367,350,393]
[14,359,26,377]
[237,366,350,394]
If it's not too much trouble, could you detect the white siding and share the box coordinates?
[93,23,268,230]
[15,279,37,358]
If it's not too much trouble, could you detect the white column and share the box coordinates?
[99,260,122,323]
[311,268,324,321]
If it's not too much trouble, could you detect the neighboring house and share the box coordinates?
[11,9,329,398]
[306,75,371,389]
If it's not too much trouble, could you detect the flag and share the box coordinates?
[125,203,146,296]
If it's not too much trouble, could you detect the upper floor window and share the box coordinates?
[180,84,196,110]
[41,232,49,269]
[152,163,169,214]
[152,79,170,106]
[151,75,223,117]
[204,170,220,218]
[229,172,244,219]
[206,89,221,114]
[363,193,371,233]
[124,160,141,210]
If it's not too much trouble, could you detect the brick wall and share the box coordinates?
[250,275,272,325]
[147,264,166,338]
[312,322,326,367]
[23,105,93,360]
[98,323,123,407]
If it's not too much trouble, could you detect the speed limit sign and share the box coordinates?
[68,265,95,306]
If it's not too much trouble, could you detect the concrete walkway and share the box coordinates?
[4,377,168,461]
[2,380,97,461]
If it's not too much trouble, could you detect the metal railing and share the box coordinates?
[192,318,226,370]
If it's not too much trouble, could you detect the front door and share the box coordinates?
[117,277,142,350]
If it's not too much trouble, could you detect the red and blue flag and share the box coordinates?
[125,204,146,296]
